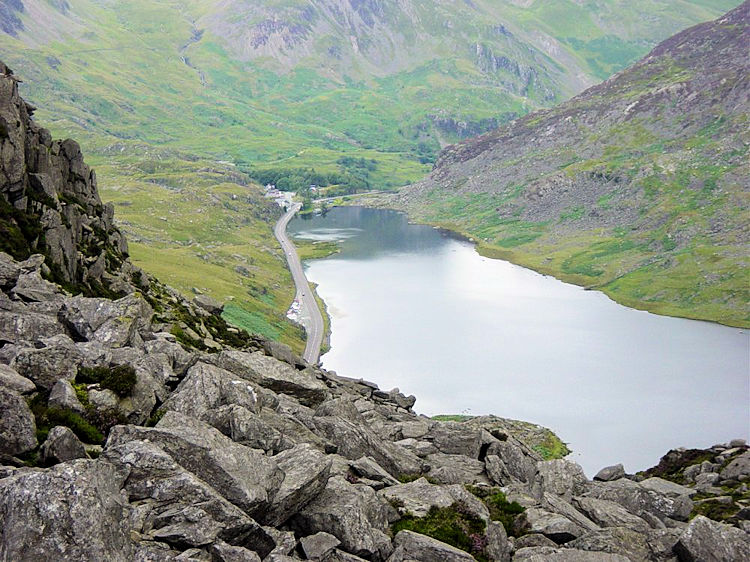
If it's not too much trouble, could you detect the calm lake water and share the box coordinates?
[288,206,749,476]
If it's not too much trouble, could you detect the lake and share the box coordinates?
[288,206,749,476]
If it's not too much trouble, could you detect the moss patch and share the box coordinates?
[392,504,489,561]
[466,485,526,536]
[77,365,137,398]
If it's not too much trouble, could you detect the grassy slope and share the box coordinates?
[380,10,749,327]
[0,0,739,343]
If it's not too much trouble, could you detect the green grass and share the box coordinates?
[431,414,476,422]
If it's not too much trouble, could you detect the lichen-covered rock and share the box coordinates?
[40,425,88,464]
[290,476,393,561]
[11,334,82,389]
[0,386,36,455]
[720,450,750,481]
[164,362,262,418]
[308,413,425,478]
[0,459,134,561]
[584,478,693,522]
[263,443,332,526]
[423,422,482,458]
[532,459,588,501]
[48,378,85,413]
[673,515,750,562]
[513,546,630,561]
[0,307,63,344]
[593,464,625,482]
[0,363,34,393]
[350,456,400,487]
[390,530,475,561]
[59,294,153,348]
[107,411,284,517]
[639,477,695,498]
[203,404,285,453]
[487,439,538,483]
[571,496,650,532]
[514,507,588,544]
[193,294,224,315]
[102,439,275,556]
[300,531,340,560]
[566,527,655,561]
[379,477,489,521]
[209,541,262,562]
[486,521,511,562]
[425,452,489,485]
[215,350,328,407]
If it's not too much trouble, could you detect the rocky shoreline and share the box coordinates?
[1,61,749,562]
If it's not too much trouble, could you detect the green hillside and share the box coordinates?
[388,4,749,327]
[0,0,739,342]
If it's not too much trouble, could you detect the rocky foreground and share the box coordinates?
[1,59,749,561]
[0,250,749,562]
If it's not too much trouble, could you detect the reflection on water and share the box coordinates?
[288,207,750,475]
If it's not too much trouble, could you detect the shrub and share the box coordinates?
[392,504,488,560]
[466,485,526,536]
[45,407,104,444]
[76,364,137,397]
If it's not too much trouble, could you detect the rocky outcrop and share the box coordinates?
[0,62,134,298]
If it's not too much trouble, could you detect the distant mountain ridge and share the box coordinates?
[389,1,749,326]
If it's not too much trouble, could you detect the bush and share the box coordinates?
[466,485,525,536]
[392,504,488,560]
[77,364,137,397]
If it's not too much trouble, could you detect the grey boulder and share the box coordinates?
[571,496,651,532]
[513,546,630,561]
[262,443,332,526]
[390,530,475,561]
[585,478,693,522]
[0,459,134,561]
[107,411,284,517]
[103,439,275,556]
[379,477,489,521]
[215,350,328,407]
[40,425,88,464]
[48,378,85,413]
[163,361,262,418]
[300,531,341,560]
[203,404,284,453]
[514,507,588,544]
[193,294,224,315]
[673,515,750,562]
[59,293,153,348]
[0,386,37,456]
[290,476,393,561]
[309,414,425,478]
[532,459,588,501]
[209,542,261,562]
[593,464,625,482]
[720,450,750,481]
[11,335,82,390]
[0,364,35,393]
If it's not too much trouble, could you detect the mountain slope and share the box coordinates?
[0,0,739,339]
[390,2,749,326]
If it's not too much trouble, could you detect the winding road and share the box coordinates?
[274,203,324,364]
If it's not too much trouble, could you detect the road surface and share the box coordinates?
[273,202,324,364]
